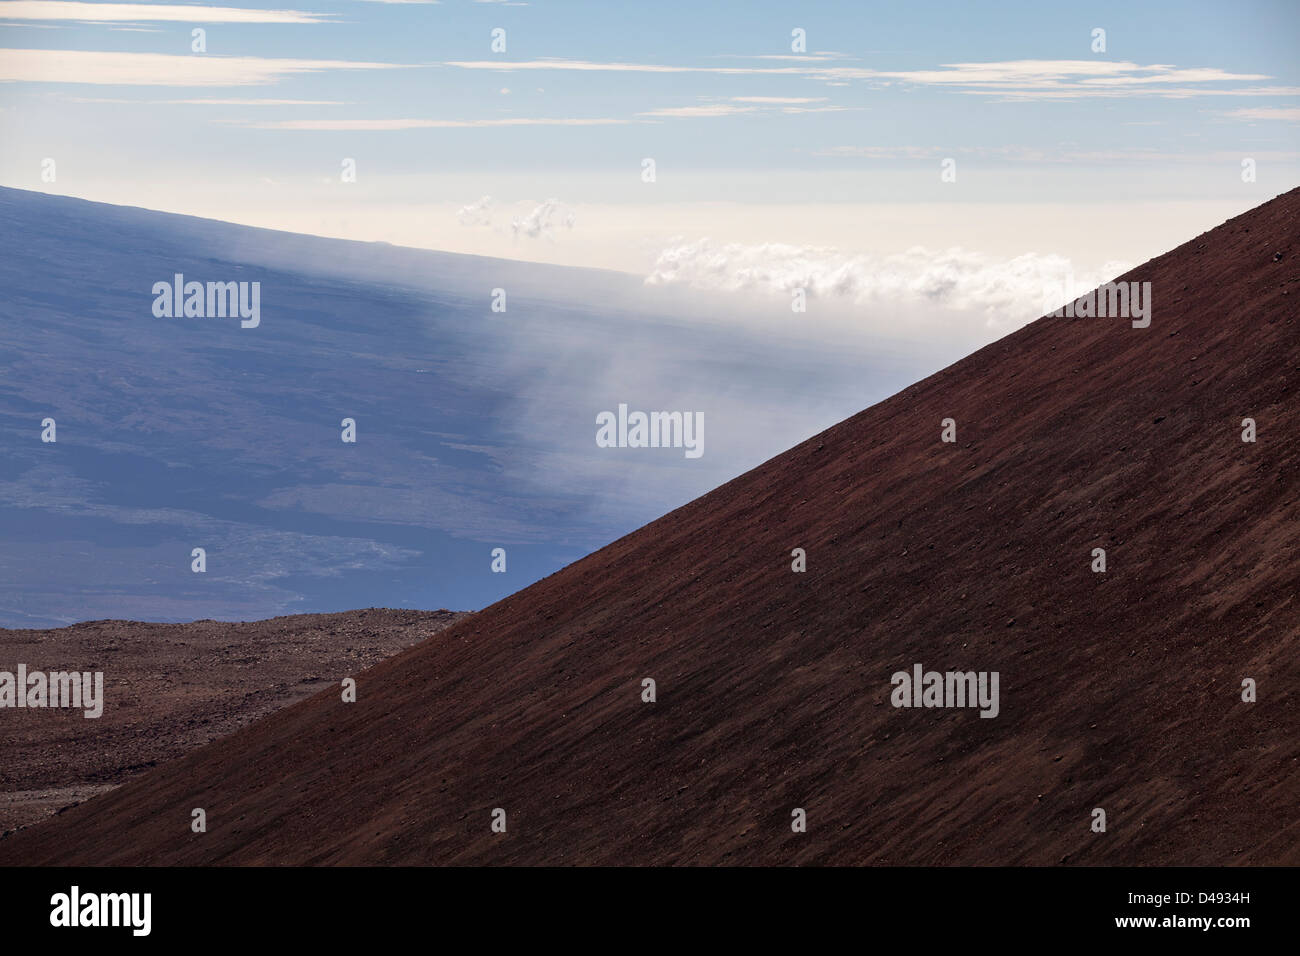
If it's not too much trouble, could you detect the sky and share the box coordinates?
[1,0,1297,286]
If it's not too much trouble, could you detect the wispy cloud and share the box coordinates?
[443,57,1291,100]
[713,53,852,62]
[508,199,574,239]
[731,96,828,104]
[818,145,948,159]
[237,116,628,129]
[455,196,574,239]
[1224,106,1300,121]
[969,85,1300,101]
[62,95,350,104]
[0,1,333,23]
[443,58,794,75]
[816,144,1300,163]
[639,99,853,118]
[457,195,494,227]
[168,97,351,105]
[0,48,403,85]
[639,104,757,118]
[780,105,853,113]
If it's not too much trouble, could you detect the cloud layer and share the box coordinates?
[646,239,1133,333]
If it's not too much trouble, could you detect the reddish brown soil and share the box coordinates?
[0,609,465,835]
[2,190,1297,866]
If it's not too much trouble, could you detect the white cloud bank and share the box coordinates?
[646,239,1133,334]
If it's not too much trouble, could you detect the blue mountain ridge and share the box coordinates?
[0,187,930,627]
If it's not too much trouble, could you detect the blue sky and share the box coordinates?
[1,1,1297,272]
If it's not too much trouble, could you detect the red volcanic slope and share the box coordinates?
[3,189,1297,866]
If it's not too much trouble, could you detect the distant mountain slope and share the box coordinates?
[2,188,1296,866]
[0,609,467,834]
[0,187,929,628]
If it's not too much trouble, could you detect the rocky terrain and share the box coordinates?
[0,608,466,835]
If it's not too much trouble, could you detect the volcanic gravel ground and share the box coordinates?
[0,609,465,835]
